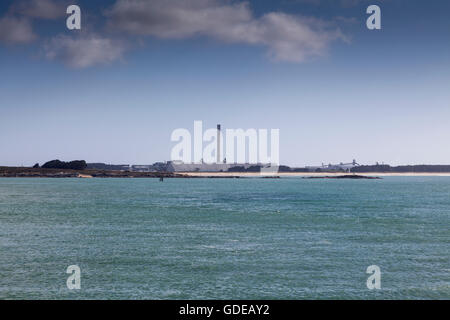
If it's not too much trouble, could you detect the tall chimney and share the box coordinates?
[217,124,221,163]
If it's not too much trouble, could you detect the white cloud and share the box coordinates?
[106,0,347,63]
[44,34,126,68]
[0,16,36,44]
[0,0,68,45]
[12,0,67,20]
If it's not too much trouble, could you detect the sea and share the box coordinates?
[0,177,448,299]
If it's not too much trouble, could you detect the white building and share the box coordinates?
[306,160,360,172]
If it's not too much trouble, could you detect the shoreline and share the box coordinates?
[2,167,450,178]
[180,172,450,177]
[0,167,184,178]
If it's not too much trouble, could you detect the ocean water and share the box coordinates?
[0,177,448,300]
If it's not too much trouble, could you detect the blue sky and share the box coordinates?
[1,0,450,166]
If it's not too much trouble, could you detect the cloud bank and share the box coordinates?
[0,0,349,67]
[106,0,347,62]
[0,0,66,45]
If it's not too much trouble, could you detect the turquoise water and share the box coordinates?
[0,177,449,299]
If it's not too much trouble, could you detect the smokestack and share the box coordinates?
[217,124,221,163]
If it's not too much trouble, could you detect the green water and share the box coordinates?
[0,177,449,299]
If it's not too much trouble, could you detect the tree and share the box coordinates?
[42,160,87,170]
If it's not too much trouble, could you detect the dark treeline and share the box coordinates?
[352,165,450,173]
[228,166,262,172]
[41,160,87,170]
[30,162,450,173]
[278,165,309,172]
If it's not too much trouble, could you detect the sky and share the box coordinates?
[1,0,450,167]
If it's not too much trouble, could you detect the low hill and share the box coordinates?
[42,160,87,170]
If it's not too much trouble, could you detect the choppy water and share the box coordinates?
[0,177,449,299]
